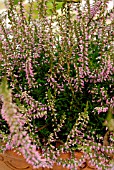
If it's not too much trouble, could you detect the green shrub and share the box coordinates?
[0,0,114,169]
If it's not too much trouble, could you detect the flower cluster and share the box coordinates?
[0,0,114,169]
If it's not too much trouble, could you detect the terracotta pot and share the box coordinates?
[0,150,33,170]
[0,150,96,170]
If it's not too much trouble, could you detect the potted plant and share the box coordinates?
[0,0,114,169]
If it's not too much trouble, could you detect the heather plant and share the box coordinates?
[0,0,114,169]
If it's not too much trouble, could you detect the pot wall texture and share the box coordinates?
[0,150,96,170]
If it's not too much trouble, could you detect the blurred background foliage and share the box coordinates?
[0,0,81,18]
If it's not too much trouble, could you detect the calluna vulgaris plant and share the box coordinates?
[0,0,114,169]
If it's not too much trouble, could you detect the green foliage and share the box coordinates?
[14,0,19,5]
[104,107,114,131]
[0,0,113,168]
